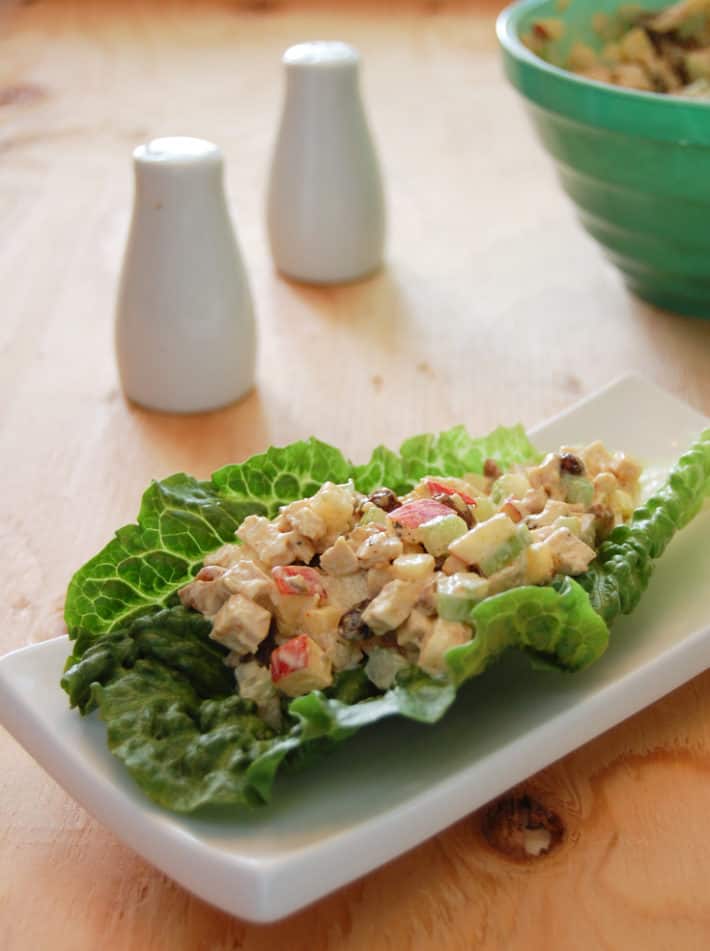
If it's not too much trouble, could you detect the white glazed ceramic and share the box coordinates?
[267,42,386,284]
[1,376,709,923]
[116,137,256,414]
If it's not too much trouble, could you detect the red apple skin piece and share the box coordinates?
[272,565,325,598]
[270,634,309,682]
[388,498,454,528]
[426,480,477,506]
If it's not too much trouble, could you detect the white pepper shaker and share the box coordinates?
[115,136,256,414]
[267,41,386,285]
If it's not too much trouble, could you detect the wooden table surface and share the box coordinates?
[2,0,710,947]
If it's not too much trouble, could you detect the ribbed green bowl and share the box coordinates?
[497,0,710,318]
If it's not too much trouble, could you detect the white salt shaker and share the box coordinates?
[115,136,256,414]
[267,41,386,284]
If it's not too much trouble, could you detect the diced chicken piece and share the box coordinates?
[362,580,422,635]
[518,486,548,516]
[347,522,386,549]
[320,536,360,576]
[610,452,642,490]
[270,634,333,697]
[364,648,409,690]
[279,499,327,543]
[235,661,282,730]
[178,566,231,616]
[237,514,315,567]
[356,531,403,567]
[203,543,244,569]
[210,594,272,654]
[396,607,435,648]
[448,513,517,567]
[321,572,370,614]
[581,441,613,478]
[392,553,435,583]
[418,618,471,675]
[367,564,393,598]
[545,527,596,575]
[526,452,562,498]
[222,559,274,605]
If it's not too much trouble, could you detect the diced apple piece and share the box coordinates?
[358,504,389,527]
[367,564,393,598]
[210,594,272,654]
[388,498,454,529]
[419,618,471,675]
[272,565,325,599]
[302,604,342,640]
[356,531,403,567]
[448,513,517,567]
[361,579,421,635]
[561,474,594,506]
[270,634,333,697]
[417,514,468,557]
[271,591,319,636]
[436,572,489,622]
[472,495,497,522]
[524,541,556,585]
[320,536,360,576]
[490,472,532,503]
[364,648,409,690]
[392,553,435,583]
[426,480,476,505]
[479,524,531,577]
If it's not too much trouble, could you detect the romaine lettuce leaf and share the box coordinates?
[60,426,710,813]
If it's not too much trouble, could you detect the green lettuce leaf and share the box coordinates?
[65,439,352,637]
[352,424,541,496]
[445,577,609,686]
[61,426,710,813]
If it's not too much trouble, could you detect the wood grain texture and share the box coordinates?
[1,1,709,948]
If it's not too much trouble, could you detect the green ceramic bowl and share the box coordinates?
[497,0,710,318]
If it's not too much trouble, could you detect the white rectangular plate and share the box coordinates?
[1,375,709,923]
